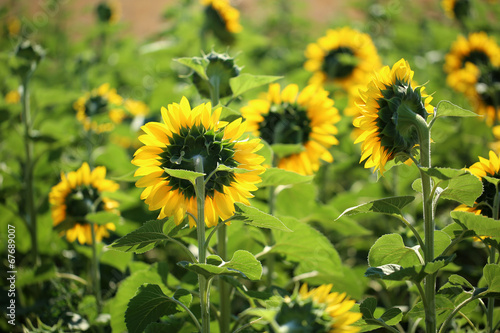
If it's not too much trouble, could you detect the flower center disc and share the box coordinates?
[322,47,357,79]
[160,125,238,199]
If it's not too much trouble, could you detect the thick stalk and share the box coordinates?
[218,225,230,333]
[487,191,499,333]
[194,156,210,333]
[415,115,436,333]
[266,186,276,287]
[90,223,102,314]
[21,75,39,267]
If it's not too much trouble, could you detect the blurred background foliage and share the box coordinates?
[1,0,500,331]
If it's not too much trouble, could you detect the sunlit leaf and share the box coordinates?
[174,57,209,80]
[440,173,482,206]
[229,74,282,98]
[408,295,455,326]
[232,202,292,231]
[337,196,415,220]
[484,264,500,294]
[451,211,500,238]
[163,167,205,185]
[178,250,262,281]
[434,100,478,119]
[368,234,421,269]
[258,167,314,187]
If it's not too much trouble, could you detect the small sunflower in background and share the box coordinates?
[441,0,471,21]
[455,150,500,219]
[304,27,381,89]
[49,162,120,245]
[132,97,265,228]
[6,17,21,37]
[241,83,340,175]
[444,32,500,95]
[268,283,361,333]
[201,0,242,45]
[96,0,121,25]
[353,59,434,174]
[4,89,21,104]
[467,66,500,125]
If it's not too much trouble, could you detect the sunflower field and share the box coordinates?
[2,0,500,332]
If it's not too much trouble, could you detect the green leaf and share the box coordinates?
[85,211,120,226]
[483,175,500,186]
[368,234,421,268]
[17,264,57,288]
[451,211,500,238]
[435,100,478,118]
[215,164,252,174]
[174,57,209,80]
[337,196,415,220]
[218,105,241,122]
[258,167,314,187]
[484,264,500,293]
[379,308,403,325]
[109,218,176,254]
[178,250,262,281]
[271,143,305,158]
[232,202,292,231]
[434,230,452,258]
[408,295,456,326]
[440,173,483,206]
[420,167,467,181]
[270,217,343,280]
[125,284,191,333]
[359,297,377,319]
[109,265,167,333]
[229,74,282,98]
[163,167,205,185]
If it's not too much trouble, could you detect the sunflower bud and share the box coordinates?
[12,40,45,77]
[192,51,240,100]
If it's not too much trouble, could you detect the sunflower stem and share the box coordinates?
[265,186,277,288]
[415,114,436,333]
[194,155,211,333]
[487,189,498,333]
[217,224,231,333]
[89,222,102,314]
[21,73,39,268]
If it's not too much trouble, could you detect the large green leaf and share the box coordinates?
[174,57,209,80]
[85,211,120,226]
[368,234,421,268]
[270,217,343,279]
[419,167,467,181]
[337,196,415,220]
[451,211,500,238]
[163,167,205,185]
[408,295,456,325]
[232,202,292,231]
[178,250,262,281]
[434,100,478,119]
[484,264,500,294]
[356,298,403,331]
[125,284,192,333]
[271,143,305,158]
[109,218,181,253]
[108,265,167,333]
[440,173,483,206]
[258,167,314,187]
[229,74,281,98]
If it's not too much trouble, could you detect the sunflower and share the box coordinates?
[304,27,382,89]
[74,83,125,133]
[132,97,265,228]
[5,90,21,104]
[240,83,340,175]
[49,162,120,245]
[201,0,242,44]
[455,150,500,219]
[353,59,434,174]
[96,1,121,24]
[444,32,500,95]
[272,283,361,333]
[466,65,500,125]
[441,0,470,20]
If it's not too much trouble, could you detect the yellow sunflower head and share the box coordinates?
[466,65,500,126]
[444,32,500,94]
[6,17,21,37]
[5,89,21,104]
[96,1,121,24]
[270,283,361,333]
[74,83,125,133]
[132,97,265,228]
[441,0,471,20]
[201,0,242,44]
[353,59,434,174]
[240,83,340,175]
[456,150,500,218]
[304,27,382,89]
[49,162,120,245]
